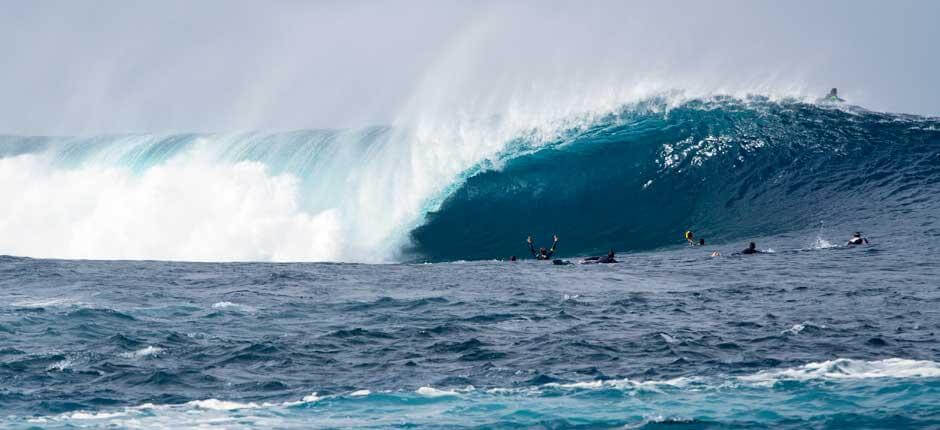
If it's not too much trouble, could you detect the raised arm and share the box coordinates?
[547,234,559,257]
[527,236,537,257]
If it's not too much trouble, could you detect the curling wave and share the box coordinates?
[412,97,940,260]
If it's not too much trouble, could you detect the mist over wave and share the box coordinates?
[0,103,577,262]
[1,94,938,262]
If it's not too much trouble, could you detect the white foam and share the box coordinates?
[46,358,74,371]
[280,392,322,407]
[186,399,261,411]
[0,150,344,262]
[67,411,126,420]
[740,358,940,385]
[415,386,459,397]
[545,376,694,391]
[10,297,82,308]
[211,301,256,312]
[625,415,696,429]
[660,333,680,344]
[120,346,164,359]
[781,321,825,335]
[349,389,371,397]
[811,236,837,249]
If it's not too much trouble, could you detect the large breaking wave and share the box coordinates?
[413,97,940,260]
[1,95,938,262]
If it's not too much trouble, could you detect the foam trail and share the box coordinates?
[740,358,940,385]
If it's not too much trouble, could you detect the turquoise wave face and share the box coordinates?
[410,97,940,261]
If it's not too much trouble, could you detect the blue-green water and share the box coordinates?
[1,97,939,428]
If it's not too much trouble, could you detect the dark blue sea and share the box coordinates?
[1,97,939,428]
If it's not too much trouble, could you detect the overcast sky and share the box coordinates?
[2,0,938,135]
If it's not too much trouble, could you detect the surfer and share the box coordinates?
[740,242,761,255]
[821,88,845,103]
[685,231,695,246]
[527,235,559,260]
[846,232,869,246]
[699,238,705,246]
[582,249,617,264]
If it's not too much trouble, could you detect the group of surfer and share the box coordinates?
[685,230,869,257]
[507,235,617,264]
[511,230,869,262]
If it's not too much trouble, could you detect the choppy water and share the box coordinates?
[3,224,940,428]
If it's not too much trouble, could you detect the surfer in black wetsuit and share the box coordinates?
[527,235,558,260]
[582,249,617,264]
[822,88,845,103]
[846,232,869,246]
[740,242,761,254]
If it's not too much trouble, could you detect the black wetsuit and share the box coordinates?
[583,254,617,264]
[529,242,557,260]
[741,248,760,255]
[847,237,869,245]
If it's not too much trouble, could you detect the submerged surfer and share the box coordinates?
[527,235,559,260]
[582,249,617,264]
[846,232,869,246]
[740,242,761,255]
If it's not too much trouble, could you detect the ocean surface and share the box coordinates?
[1,96,940,428]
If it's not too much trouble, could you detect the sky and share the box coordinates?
[1,0,938,135]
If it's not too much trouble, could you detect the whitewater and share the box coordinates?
[2,94,940,429]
